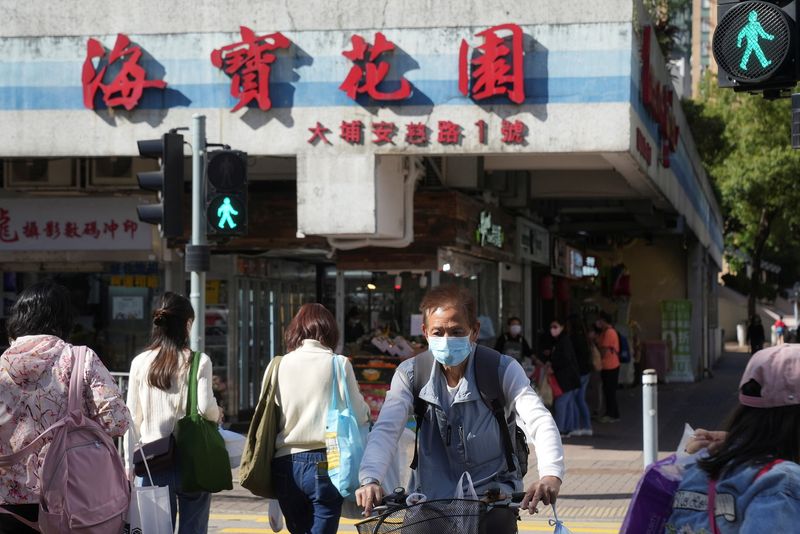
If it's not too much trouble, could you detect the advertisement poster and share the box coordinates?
[112,296,144,320]
[661,300,693,382]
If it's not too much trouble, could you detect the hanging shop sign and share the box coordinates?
[0,198,152,251]
[552,238,583,280]
[476,211,504,248]
[516,218,549,266]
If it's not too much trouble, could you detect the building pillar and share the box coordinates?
[687,240,707,381]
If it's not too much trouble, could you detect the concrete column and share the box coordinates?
[687,240,706,381]
[523,263,534,341]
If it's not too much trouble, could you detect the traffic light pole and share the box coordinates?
[188,114,209,353]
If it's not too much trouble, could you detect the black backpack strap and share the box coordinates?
[474,345,517,473]
[410,351,434,470]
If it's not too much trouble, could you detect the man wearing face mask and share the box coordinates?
[494,317,533,366]
[356,286,564,532]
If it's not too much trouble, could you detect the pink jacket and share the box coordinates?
[0,335,130,504]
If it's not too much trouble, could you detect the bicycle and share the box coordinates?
[354,487,525,534]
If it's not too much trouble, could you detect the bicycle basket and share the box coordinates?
[355,499,487,534]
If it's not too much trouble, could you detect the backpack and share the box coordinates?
[618,331,632,364]
[410,345,529,476]
[0,346,130,533]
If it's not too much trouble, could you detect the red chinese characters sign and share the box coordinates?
[0,199,152,252]
[340,32,411,101]
[459,24,526,104]
[640,26,680,168]
[306,118,526,147]
[212,26,291,112]
[82,33,167,110]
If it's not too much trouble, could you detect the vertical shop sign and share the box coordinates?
[476,211,504,248]
[661,300,693,382]
[82,33,167,110]
[211,26,291,112]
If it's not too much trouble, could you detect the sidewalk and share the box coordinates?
[209,349,749,532]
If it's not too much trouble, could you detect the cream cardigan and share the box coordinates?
[123,349,219,469]
[274,339,370,458]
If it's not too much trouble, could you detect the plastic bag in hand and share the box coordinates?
[549,503,574,534]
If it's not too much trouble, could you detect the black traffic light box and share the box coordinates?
[136,132,184,239]
[714,1,800,96]
[206,150,248,236]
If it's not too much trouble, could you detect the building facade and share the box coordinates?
[1,0,724,419]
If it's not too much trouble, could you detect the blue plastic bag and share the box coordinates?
[325,355,367,498]
[549,503,574,534]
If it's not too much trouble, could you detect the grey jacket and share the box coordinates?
[359,348,564,499]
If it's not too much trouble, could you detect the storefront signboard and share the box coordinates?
[640,25,680,168]
[0,198,153,251]
[661,299,693,382]
[476,211,504,248]
[517,218,550,266]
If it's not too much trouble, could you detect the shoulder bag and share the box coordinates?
[239,356,283,498]
[175,352,233,493]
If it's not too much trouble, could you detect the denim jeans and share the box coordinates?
[272,449,343,534]
[576,374,592,430]
[553,389,578,433]
[140,463,211,533]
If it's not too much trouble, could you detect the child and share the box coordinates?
[665,345,800,532]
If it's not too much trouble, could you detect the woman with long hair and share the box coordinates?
[666,345,800,532]
[0,281,129,533]
[271,303,370,534]
[124,292,220,533]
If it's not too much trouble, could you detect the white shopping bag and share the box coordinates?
[268,499,284,532]
[219,427,246,466]
[454,471,478,500]
[129,485,172,534]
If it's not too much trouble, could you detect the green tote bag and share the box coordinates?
[238,356,282,498]
[176,352,233,493]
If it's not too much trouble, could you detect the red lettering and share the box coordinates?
[307,122,332,145]
[405,122,429,145]
[371,122,397,144]
[340,120,364,145]
[501,119,526,144]
[475,119,488,144]
[340,33,411,101]
[459,24,525,104]
[437,121,462,145]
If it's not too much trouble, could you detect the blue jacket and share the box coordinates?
[665,459,800,533]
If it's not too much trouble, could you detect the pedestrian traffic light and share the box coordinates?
[136,132,184,239]
[206,149,248,236]
[713,1,800,96]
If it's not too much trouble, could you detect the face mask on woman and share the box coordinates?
[427,335,473,366]
[509,324,522,336]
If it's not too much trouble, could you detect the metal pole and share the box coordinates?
[642,369,658,468]
[189,114,207,353]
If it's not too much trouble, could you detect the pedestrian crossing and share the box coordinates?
[209,513,621,533]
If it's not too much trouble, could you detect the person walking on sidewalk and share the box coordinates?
[271,303,370,534]
[666,344,800,532]
[595,313,620,423]
[0,281,130,533]
[568,314,593,436]
[124,292,220,533]
[357,285,564,532]
[542,318,581,437]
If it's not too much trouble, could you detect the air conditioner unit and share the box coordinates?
[3,158,78,189]
[90,157,157,187]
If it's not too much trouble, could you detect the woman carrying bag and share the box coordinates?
[271,303,370,534]
[124,292,222,533]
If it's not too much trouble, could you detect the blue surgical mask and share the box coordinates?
[427,336,473,366]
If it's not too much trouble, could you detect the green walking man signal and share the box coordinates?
[205,150,248,237]
[738,10,776,70]
[712,0,798,96]
[216,197,239,229]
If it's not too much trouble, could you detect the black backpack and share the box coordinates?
[409,345,529,475]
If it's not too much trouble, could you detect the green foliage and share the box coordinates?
[687,73,800,293]
[643,0,692,57]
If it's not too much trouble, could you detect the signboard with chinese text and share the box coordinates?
[0,198,153,251]
[661,300,693,382]
[516,218,549,266]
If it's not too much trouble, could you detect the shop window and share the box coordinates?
[88,157,158,188]
[3,158,79,190]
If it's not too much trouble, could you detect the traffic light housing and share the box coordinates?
[136,132,184,239]
[206,150,248,236]
[713,0,800,97]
